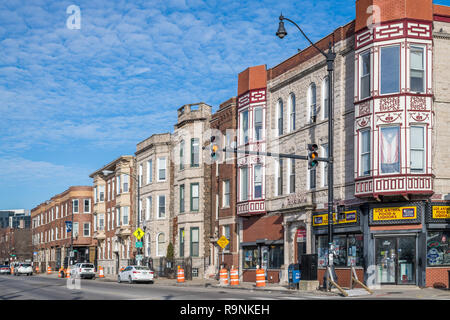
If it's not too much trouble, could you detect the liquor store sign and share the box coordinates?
[313,210,357,227]
[432,206,450,219]
[370,206,420,225]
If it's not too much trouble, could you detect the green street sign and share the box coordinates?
[135,241,143,248]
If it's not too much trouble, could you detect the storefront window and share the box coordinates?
[427,231,450,266]
[243,247,258,269]
[268,245,284,269]
[316,234,364,267]
[243,245,284,269]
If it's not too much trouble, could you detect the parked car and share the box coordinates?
[118,266,154,284]
[70,263,96,279]
[14,263,33,276]
[0,265,11,274]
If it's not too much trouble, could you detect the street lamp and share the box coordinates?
[277,14,336,288]
[102,169,142,266]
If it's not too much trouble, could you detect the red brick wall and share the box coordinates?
[243,269,280,284]
[242,215,283,242]
[317,268,365,288]
[426,267,450,288]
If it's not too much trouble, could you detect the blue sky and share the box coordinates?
[0,0,449,210]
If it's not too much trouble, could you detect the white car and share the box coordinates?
[118,266,154,284]
[71,263,96,279]
[0,265,11,274]
[14,263,33,276]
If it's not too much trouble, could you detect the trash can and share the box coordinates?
[288,263,301,289]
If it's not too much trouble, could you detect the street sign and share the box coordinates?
[133,227,145,240]
[136,254,143,261]
[135,241,143,248]
[217,236,229,249]
[65,221,72,233]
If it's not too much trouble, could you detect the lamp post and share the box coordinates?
[277,14,336,287]
[102,170,142,266]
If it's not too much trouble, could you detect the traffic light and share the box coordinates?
[210,135,220,161]
[307,143,319,169]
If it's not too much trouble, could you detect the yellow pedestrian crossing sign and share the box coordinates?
[133,227,145,240]
[217,235,229,249]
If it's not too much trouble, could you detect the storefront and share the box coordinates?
[425,202,450,288]
[312,208,365,287]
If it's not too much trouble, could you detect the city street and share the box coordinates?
[0,274,449,301]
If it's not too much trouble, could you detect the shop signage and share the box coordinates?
[296,229,306,242]
[432,206,450,219]
[313,210,358,227]
[373,206,417,221]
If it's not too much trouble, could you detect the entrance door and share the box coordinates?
[375,236,416,285]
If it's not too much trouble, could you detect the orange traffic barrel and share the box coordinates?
[36,266,40,273]
[58,268,63,278]
[256,268,265,287]
[47,266,52,274]
[230,267,239,286]
[177,267,185,283]
[66,267,71,278]
[219,268,229,286]
[98,266,104,278]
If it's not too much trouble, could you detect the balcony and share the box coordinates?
[355,174,433,199]
[115,225,132,238]
[93,230,106,240]
[237,200,265,216]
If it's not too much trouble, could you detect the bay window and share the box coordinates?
[410,46,425,93]
[380,126,400,174]
[360,129,371,176]
[410,126,425,173]
[254,165,262,199]
[254,107,263,141]
[289,93,296,131]
[380,45,400,94]
[240,167,248,201]
[360,52,371,99]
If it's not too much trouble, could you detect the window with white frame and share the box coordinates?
[380,126,400,174]
[360,52,371,99]
[157,157,166,181]
[73,222,79,237]
[146,196,152,220]
[116,175,121,194]
[322,144,329,187]
[139,164,143,186]
[83,223,90,237]
[56,206,59,219]
[254,165,263,199]
[147,160,153,184]
[277,159,283,196]
[84,199,91,213]
[122,174,129,192]
[111,179,115,199]
[380,45,400,94]
[322,77,330,119]
[277,99,284,136]
[72,199,79,213]
[288,159,295,194]
[289,93,296,131]
[410,46,425,93]
[360,130,371,176]
[190,228,199,257]
[309,83,317,123]
[180,140,185,170]
[107,181,110,201]
[116,208,121,226]
[223,225,231,251]
[158,195,166,218]
[180,185,185,213]
[223,180,230,207]
[254,107,263,141]
[99,213,104,231]
[191,139,200,167]
[241,110,249,144]
[99,185,105,202]
[190,184,199,211]
[157,233,165,257]
[410,126,425,173]
[240,167,248,201]
[122,206,129,225]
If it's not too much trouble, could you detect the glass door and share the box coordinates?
[397,236,415,284]
[376,237,396,284]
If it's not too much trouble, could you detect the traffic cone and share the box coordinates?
[66,267,71,278]
[99,266,104,278]
[47,266,52,274]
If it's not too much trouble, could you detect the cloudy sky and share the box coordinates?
[1,0,449,210]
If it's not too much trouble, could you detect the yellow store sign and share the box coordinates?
[373,206,416,221]
[432,206,450,219]
[313,211,357,227]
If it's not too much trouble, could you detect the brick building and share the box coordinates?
[31,186,94,272]
[0,227,32,265]
[209,97,239,274]
[90,156,136,275]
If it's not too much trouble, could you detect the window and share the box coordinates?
[410,46,424,93]
[222,180,230,207]
[117,175,121,194]
[56,206,59,219]
[73,222,79,237]
[309,83,317,123]
[111,180,115,200]
[107,181,110,201]
[380,126,400,174]
[157,233,165,257]
[84,199,90,213]
[225,131,233,161]
[241,110,249,144]
[147,160,153,184]
[243,246,258,269]
[426,231,450,266]
[139,164,143,186]
[99,214,104,231]
[254,165,262,199]
[157,157,166,181]
[277,159,283,196]
[83,223,90,237]
[254,107,263,141]
[180,140,185,170]
[360,130,371,176]
[323,77,330,119]
[360,52,371,99]
[145,196,152,220]
[380,45,400,94]
[268,245,284,269]
[277,99,284,136]
[410,126,425,173]
[122,206,129,225]
[190,228,199,257]
[288,159,295,194]
[289,93,296,131]
[179,228,185,257]
[322,144,329,187]
[122,174,129,193]
[116,208,120,226]
[190,183,199,211]
[191,139,200,167]
[240,167,248,201]
[180,185,185,213]
[158,195,166,218]
[72,199,79,213]
[223,225,231,251]
[316,234,364,267]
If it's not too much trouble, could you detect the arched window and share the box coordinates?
[277,99,284,136]
[289,93,296,131]
[322,77,329,119]
[308,83,317,123]
[157,233,165,257]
